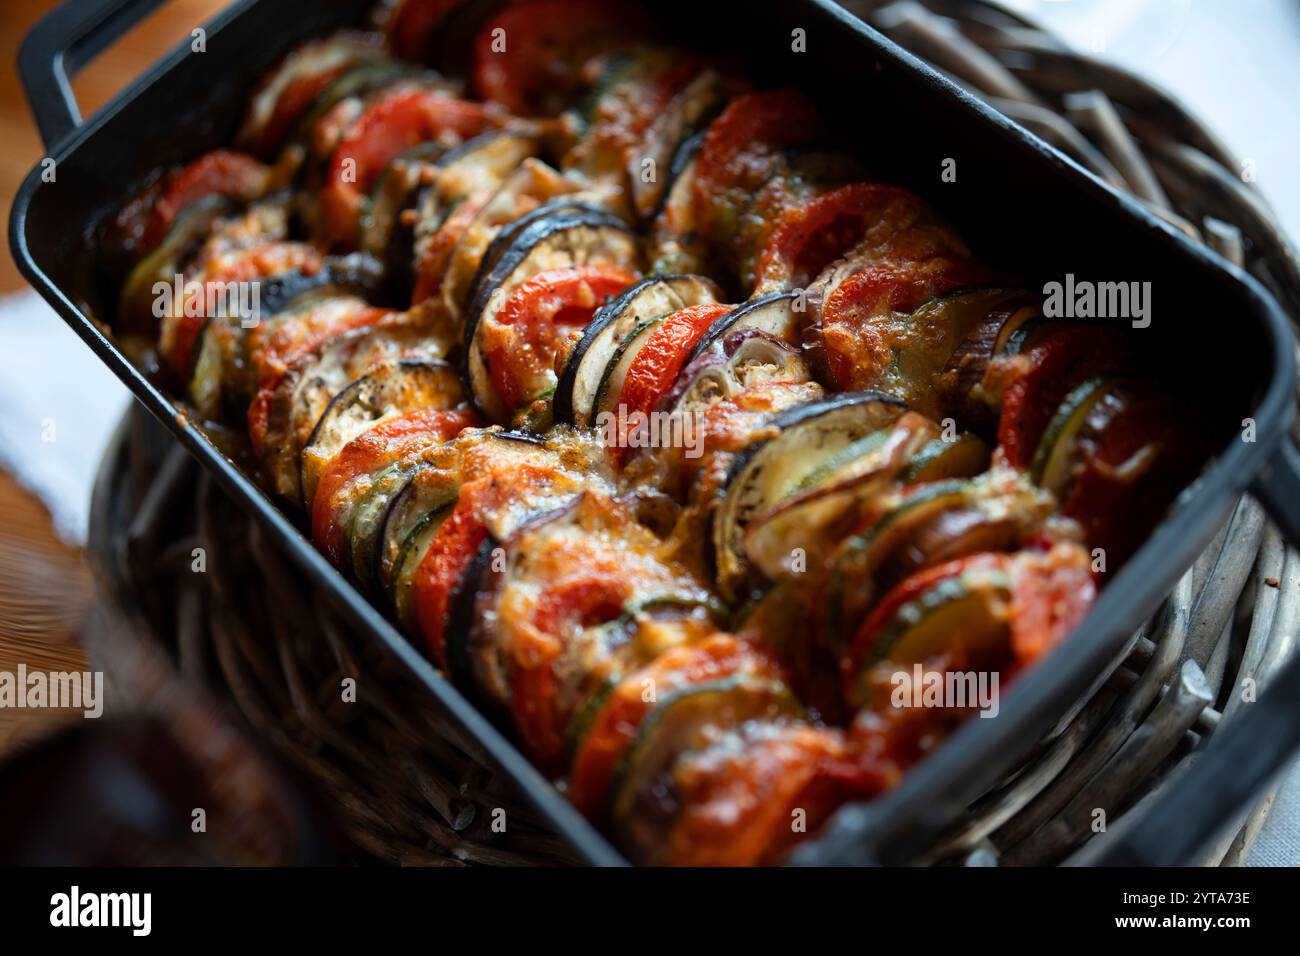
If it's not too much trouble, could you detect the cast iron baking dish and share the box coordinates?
[12,0,1300,866]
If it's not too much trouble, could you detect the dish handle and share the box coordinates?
[18,0,169,151]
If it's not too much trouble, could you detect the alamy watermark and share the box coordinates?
[153,274,262,328]
[595,405,705,459]
[890,664,1000,718]
[1042,273,1151,328]
[0,664,103,718]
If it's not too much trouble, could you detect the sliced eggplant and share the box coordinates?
[554,274,721,426]
[685,290,804,367]
[255,316,448,502]
[299,358,466,510]
[412,131,542,244]
[711,391,907,602]
[463,209,640,421]
[360,141,450,269]
[649,132,715,277]
[186,254,386,419]
[628,68,735,221]
[435,158,579,321]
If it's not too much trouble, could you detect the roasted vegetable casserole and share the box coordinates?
[100,0,1211,865]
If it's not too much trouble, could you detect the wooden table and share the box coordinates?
[0,0,229,757]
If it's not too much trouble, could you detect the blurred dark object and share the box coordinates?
[0,713,333,865]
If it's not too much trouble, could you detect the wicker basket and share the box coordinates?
[85,0,1300,866]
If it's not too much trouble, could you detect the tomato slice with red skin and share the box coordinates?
[253,304,391,394]
[995,323,1131,470]
[471,1,645,115]
[691,90,826,247]
[510,572,630,767]
[310,407,477,565]
[608,302,732,467]
[163,241,323,381]
[842,552,1009,703]
[755,183,926,291]
[485,265,637,413]
[251,63,352,158]
[320,88,490,248]
[566,633,777,821]
[820,256,994,390]
[1060,385,1197,568]
[141,151,269,252]
[1008,545,1095,670]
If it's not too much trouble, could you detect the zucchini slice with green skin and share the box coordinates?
[1030,376,1113,491]
[463,209,641,422]
[299,358,466,510]
[849,563,1012,709]
[120,195,235,333]
[741,412,938,583]
[901,432,991,484]
[185,254,387,421]
[375,458,463,613]
[712,391,907,603]
[608,674,800,854]
[554,274,721,426]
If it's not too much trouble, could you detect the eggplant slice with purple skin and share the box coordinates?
[462,208,642,422]
[554,273,722,427]
[710,391,908,603]
[299,357,466,510]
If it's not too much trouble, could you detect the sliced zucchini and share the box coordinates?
[1030,376,1113,491]
[648,132,713,276]
[712,392,907,602]
[299,359,465,509]
[901,433,991,483]
[609,674,799,849]
[851,563,1012,707]
[554,274,721,426]
[463,209,641,421]
[741,413,939,583]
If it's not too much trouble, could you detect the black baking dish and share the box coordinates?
[12,0,1300,866]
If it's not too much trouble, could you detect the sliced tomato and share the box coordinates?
[1008,543,1095,669]
[566,632,772,821]
[755,183,925,291]
[995,323,1131,470]
[1060,385,1198,567]
[485,265,637,413]
[691,90,826,248]
[384,0,464,62]
[252,303,391,394]
[471,1,644,115]
[609,302,732,466]
[310,407,476,565]
[320,88,490,248]
[161,242,323,382]
[511,573,630,765]
[819,256,993,390]
[251,62,352,158]
[141,151,269,253]
[665,724,887,866]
